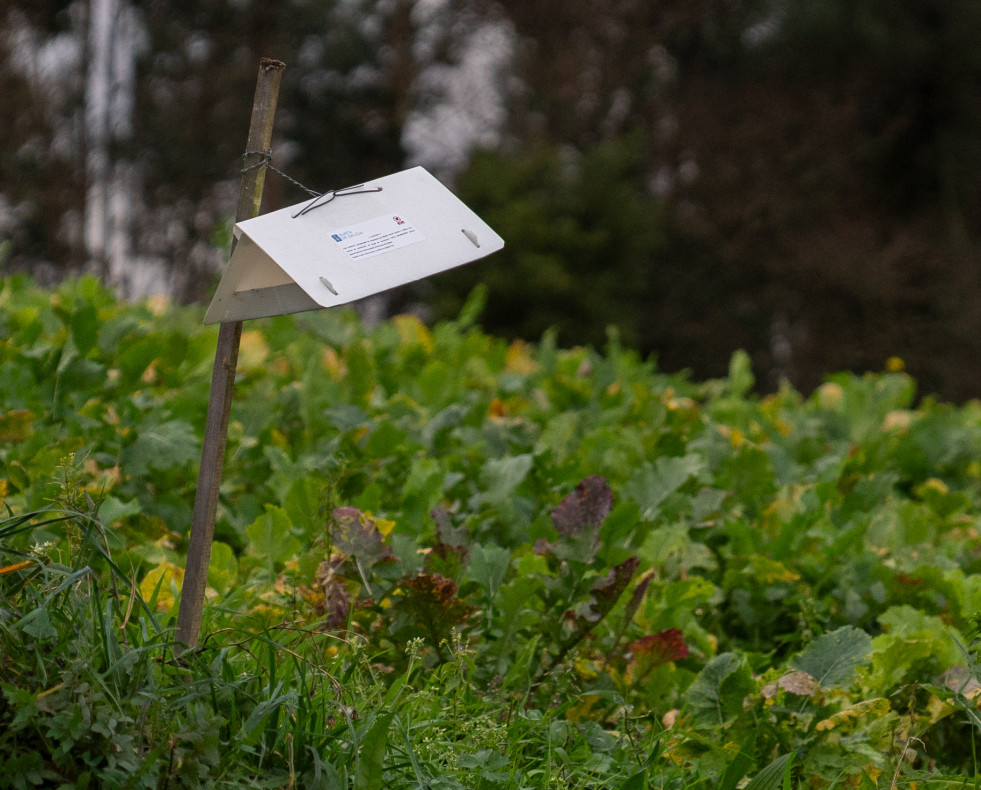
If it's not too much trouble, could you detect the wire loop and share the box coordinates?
[240,150,321,197]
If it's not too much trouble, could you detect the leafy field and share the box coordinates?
[3,274,981,787]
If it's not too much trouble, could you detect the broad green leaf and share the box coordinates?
[624,454,705,520]
[479,453,534,507]
[456,283,488,330]
[246,505,301,569]
[97,495,142,526]
[497,572,544,626]
[365,420,408,458]
[354,712,395,790]
[344,340,375,403]
[68,301,100,357]
[122,419,199,475]
[55,358,105,401]
[207,541,238,594]
[727,349,755,397]
[469,543,511,600]
[97,312,141,356]
[790,626,872,690]
[867,633,937,688]
[720,732,757,790]
[285,476,324,539]
[617,770,647,790]
[417,360,451,404]
[17,607,57,642]
[402,457,446,524]
[870,605,964,680]
[744,751,795,790]
[685,652,753,728]
[117,334,166,385]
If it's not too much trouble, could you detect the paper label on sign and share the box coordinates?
[329,214,425,261]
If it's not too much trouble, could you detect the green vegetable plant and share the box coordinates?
[4,274,981,785]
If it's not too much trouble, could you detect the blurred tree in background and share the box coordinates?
[440,0,981,399]
[1,0,980,399]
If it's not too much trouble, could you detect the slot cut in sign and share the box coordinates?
[204,166,504,324]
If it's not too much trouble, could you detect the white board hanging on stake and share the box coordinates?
[204,166,504,324]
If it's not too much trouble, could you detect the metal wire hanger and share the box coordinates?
[240,150,383,218]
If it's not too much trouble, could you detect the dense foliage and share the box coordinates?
[3,276,981,786]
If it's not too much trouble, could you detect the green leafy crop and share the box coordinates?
[3,274,981,785]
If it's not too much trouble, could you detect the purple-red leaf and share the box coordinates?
[591,556,640,613]
[331,506,394,568]
[628,628,689,666]
[622,571,654,629]
[394,573,476,637]
[552,476,614,539]
[566,556,641,636]
[431,507,470,548]
[314,557,351,629]
[426,509,469,580]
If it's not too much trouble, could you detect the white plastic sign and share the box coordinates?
[204,166,504,324]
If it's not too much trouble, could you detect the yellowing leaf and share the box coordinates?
[574,657,599,680]
[238,330,269,372]
[816,382,844,411]
[0,409,34,442]
[815,698,890,732]
[881,410,913,433]
[373,517,396,537]
[0,560,34,576]
[762,488,807,533]
[141,358,159,383]
[920,477,949,496]
[393,314,434,352]
[744,555,800,584]
[140,561,184,612]
[322,347,345,380]
[145,293,171,316]
[937,665,981,699]
[505,340,538,374]
[488,397,509,418]
[926,693,955,725]
[716,424,737,444]
[565,693,601,722]
[664,388,697,412]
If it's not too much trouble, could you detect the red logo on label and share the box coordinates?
[393,216,405,225]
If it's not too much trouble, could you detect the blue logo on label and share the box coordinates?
[331,234,342,242]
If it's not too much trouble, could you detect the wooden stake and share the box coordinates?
[175,58,285,651]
